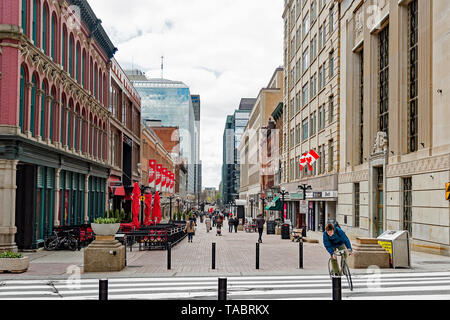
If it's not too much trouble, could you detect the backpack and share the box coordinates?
[327,219,341,230]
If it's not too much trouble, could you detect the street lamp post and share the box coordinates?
[260,194,266,219]
[298,184,312,237]
[168,195,175,222]
[279,187,289,223]
[249,198,254,218]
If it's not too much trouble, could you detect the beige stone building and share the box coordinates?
[281,0,341,230]
[239,68,284,219]
[338,0,450,256]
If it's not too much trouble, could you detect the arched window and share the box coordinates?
[51,13,57,61]
[32,0,38,44]
[21,0,28,36]
[81,109,86,153]
[50,87,56,141]
[30,74,37,136]
[19,65,26,132]
[40,81,47,138]
[62,25,67,71]
[43,3,49,55]
[74,105,79,151]
[89,58,93,92]
[76,43,80,83]
[94,64,97,98]
[68,100,73,149]
[61,95,66,144]
[98,71,102,103]
[69,35,74,76]
[82,50,86,88]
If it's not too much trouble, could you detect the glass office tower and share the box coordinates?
[128,73,196,195]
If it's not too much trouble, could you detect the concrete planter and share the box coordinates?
[91,223,120,236]
[0,257,29,273]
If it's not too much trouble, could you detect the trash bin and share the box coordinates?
[267,221,276,235]
[281,224,290,240]
[377,230,411,268]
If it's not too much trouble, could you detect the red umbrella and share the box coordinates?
[151,191,162,224]
[131,182,141,229]
[143,193,152,226]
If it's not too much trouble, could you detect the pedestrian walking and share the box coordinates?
[185,218,196,242]
[212,215,217,227]
[256,214,265,243]
[228,216,234,232]
[233,216,239,233]
[205,216,211,232]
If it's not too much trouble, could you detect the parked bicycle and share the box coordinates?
[328,248,353,291]
[44,229,78,251]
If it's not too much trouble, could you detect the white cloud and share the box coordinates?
[88,0,283,189]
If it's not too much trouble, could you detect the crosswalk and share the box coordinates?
[1,272,450,300]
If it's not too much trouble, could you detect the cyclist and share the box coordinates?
[323,222,353,276]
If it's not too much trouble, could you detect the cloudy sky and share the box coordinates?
[89,0,284,189]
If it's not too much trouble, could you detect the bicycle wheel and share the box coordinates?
[67,238,78,251]
[44,237,58,251]
[342,260,353,291]
[328,258,334,279]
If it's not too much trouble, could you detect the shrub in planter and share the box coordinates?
[0,251,29,273]
[91,217,121,236]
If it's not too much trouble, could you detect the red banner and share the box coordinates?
[148,160,156,188]
[155,164,162,192]
[161,167,167,192]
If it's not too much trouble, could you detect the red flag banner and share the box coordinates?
[161,167,167,193]
[155,164,162,192]
[148,160,156,188]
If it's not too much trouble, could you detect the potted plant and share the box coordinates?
[91,217,121,236]
[0,251,29,273]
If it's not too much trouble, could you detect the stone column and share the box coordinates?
[84,174,90,223]
[0,160,19,253]
[54,168,61,227]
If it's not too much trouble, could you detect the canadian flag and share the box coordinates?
[299,150,320,171]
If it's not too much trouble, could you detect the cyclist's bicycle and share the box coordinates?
[328,248,353,291]
[44,229,78,251]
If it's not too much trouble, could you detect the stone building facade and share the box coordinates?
[282,0,341,231]
[239,67,283,219]
[337,0,450,255]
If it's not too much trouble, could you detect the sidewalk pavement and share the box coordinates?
[1,219,450,280]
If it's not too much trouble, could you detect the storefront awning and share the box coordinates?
[265,196,283,211]
[114,186,126,197]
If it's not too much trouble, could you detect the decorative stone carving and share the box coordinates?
[373,131,388,154]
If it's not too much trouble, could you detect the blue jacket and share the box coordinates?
[323,227,352,256]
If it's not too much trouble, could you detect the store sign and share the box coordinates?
[290,192,304,200]
[300,200,308,214]
[323,191,338,198]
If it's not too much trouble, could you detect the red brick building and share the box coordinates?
[0,0,122,251]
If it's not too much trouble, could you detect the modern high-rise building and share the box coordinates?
[222,99,255,205]
[126,71,197,197]
[191,95,202,198]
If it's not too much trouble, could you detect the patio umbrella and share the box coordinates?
[151,191,162,224]
[143,193,152,226]
[131,182,141,229]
